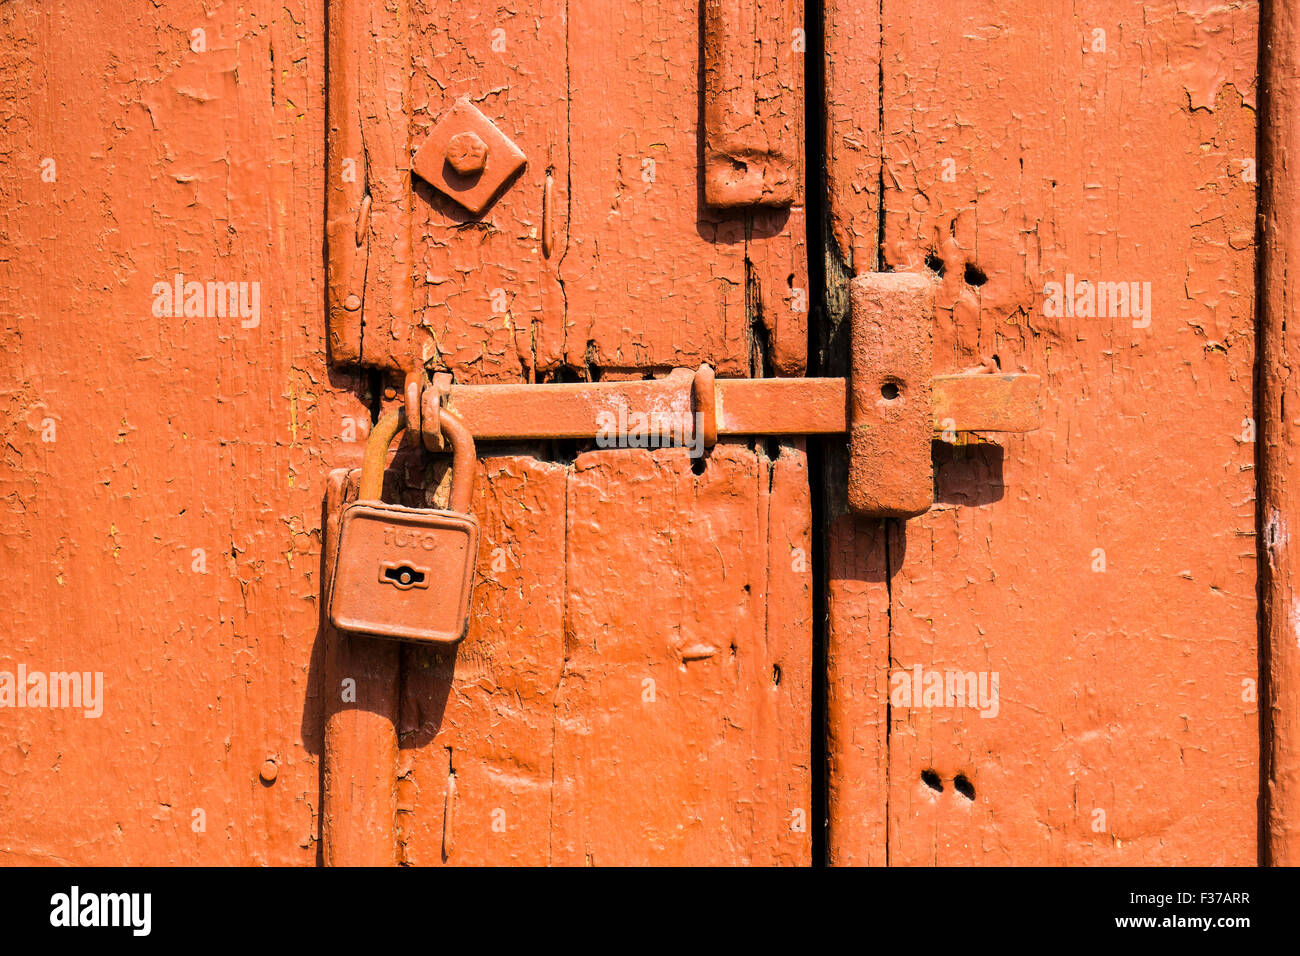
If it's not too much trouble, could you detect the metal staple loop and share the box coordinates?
[692,363,718,448]
[358,403,476,514]
[404,369,424,447]
[423,371,454,453]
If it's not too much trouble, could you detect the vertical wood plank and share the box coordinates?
[1260,0,1300,867]
[0,0,347,864]
[826,0,1259,864]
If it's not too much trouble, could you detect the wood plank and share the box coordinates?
[826,0,1259,864]
[408,0,569,382]
[563,1,807,376]
[396,456,568,866]
[0,0,349,864]
[550,445,810,864]
[1259,0,1300,866]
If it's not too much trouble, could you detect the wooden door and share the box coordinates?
[0,0,811,865]
[823,0,1260,864]
[0,0,1270,868]
[375,0,811,866]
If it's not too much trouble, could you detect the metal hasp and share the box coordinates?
[410,272,1042,517]
[848,272,934,516]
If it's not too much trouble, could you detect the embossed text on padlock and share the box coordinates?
[327,405,479,644]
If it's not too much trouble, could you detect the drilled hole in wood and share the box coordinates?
[964,262,988,286]
[880,381,901,401]
[921,769,943,792]
[954,774,975,800]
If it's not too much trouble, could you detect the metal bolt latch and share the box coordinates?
[403,274,1043,518]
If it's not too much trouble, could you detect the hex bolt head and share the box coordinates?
[446,132,489,175]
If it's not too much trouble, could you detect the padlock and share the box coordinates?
[327,405,479,644]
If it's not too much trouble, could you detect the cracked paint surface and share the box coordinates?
[827,0,1259,865]
[1,0,812,865]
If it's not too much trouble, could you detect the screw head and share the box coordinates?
[446,132,488,175]
[260,759,278,784]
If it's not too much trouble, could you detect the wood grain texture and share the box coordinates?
[702,0,800,207]
[825,514,892,865]
[325,0,413,369]
[400,0,808,381]
[396,445,812,865]
[0,0,813,865]
[389,1,814,864]
[408,0,568,382]
[321,469,400,867]
[823,0,880,273]
[826,0,1260,864]
[0,0,350,864]
[1259,0,1300,866]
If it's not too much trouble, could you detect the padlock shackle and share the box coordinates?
[358,406,476,514]
[358,408,406,501]
[438,407,476,514]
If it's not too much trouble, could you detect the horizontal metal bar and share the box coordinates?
[932,373,1041,433]
[444,371,1040,442]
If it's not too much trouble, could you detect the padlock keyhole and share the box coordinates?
[384,565,425,589]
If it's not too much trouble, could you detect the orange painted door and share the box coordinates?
[0,0,1266,868]
[383,0,811,866]
[0,0,810,865]
[824,1,1260,864]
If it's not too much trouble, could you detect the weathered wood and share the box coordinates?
[321,469,401,866]
[0,0,347,864]
[391,0,814,864]
[826,0,1259,864]
[702,0,799,207]
[325,0,414,369]
[1260,0,1300,867]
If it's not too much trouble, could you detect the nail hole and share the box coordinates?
[921,769,943,792]
[924,253,945,277]
[772,664,782,686]
[691,452,707,475]
[964,263,987,286]
[954,774,976,800]
[880,381,901,401]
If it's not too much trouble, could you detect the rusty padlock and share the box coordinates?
[327,405,479,644]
